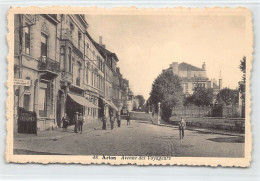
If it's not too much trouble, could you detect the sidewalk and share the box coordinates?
[148,113,244,137]
[14,120,104,141]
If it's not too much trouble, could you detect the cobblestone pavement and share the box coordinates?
[14,112,244,157]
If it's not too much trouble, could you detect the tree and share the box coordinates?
[132,101,137,111]
[185,87,214,106]
[217,88,238,106]
[149,70,183,121]
[135,95,145,109]
[239,56,246,103]
[239,56,246,118]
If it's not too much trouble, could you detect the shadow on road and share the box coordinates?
[207,136,245,143]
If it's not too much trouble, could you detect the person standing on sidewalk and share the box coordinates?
[74,112,79,133]
[110,111,114,130]
[126,111,131,125]
[179,117,186,139]
[78,113,83,134]
[102,114,107,130]
[116,111,121,127]
[62,113,69,132]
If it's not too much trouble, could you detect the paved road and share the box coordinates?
[14,112,244,157]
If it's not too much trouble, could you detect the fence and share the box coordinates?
[172,105,242,118]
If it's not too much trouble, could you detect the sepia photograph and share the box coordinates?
[6,7,253,166]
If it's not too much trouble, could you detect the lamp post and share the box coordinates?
[158,102,161,124]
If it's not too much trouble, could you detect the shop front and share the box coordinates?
[66,93,99,125]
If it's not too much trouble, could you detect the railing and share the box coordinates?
[38,57,60,73]
[61,71,73,82]
[61,28,73,42]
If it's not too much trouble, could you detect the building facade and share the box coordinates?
[14,14,132,131]
[167,62,222,96]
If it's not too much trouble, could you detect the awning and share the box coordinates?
[68,93,100,109]
[101,98,118,111]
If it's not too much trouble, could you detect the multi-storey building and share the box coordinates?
[14,14,60,131]
[14,14,132,131]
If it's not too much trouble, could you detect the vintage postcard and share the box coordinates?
[6,7,253,166]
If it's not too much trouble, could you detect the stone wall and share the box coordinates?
[169,116,245,133]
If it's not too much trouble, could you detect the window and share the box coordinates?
[86,66,88,84]
[68,48,72,72]
[76,62,81,86]
[41,34,47,61]
[70,22,74,33]
[24,26,30,54]
[78,32,81,50]
[93,51,95,60]
[23,94,30,111]
[24,77,31,91]
[91,71,94,86]
[86,43,89,57]
[60,46,65,70]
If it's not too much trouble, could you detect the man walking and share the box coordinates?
[179,117,186,139]
[74,112,79,133]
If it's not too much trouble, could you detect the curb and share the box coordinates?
[15,126,101,141]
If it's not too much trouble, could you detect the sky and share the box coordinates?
[86,13,247,100]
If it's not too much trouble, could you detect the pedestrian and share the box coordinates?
[116,112,121,127]
[74,112,79,133]
[78,113,83,134]
[102,114,107,130]
[126,111,131,125]
[62,113,69,131]
[179,117,186,139]
[110,112,114,130]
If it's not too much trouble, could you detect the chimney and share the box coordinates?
[219,70,222,89]
[202,62,206,70]
[219,78,222,90]
[171,62,179,75]
[99,36,102,46]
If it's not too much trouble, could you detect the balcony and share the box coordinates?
[38,57,60,80]
[61,71,73,83]
[73,46,83,59]
[61,28,73,42]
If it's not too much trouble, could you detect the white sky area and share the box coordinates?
[86,14,247,100]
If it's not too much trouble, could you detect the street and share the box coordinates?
[14,112,244,157]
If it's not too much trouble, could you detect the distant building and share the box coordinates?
[166,62,222,96]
